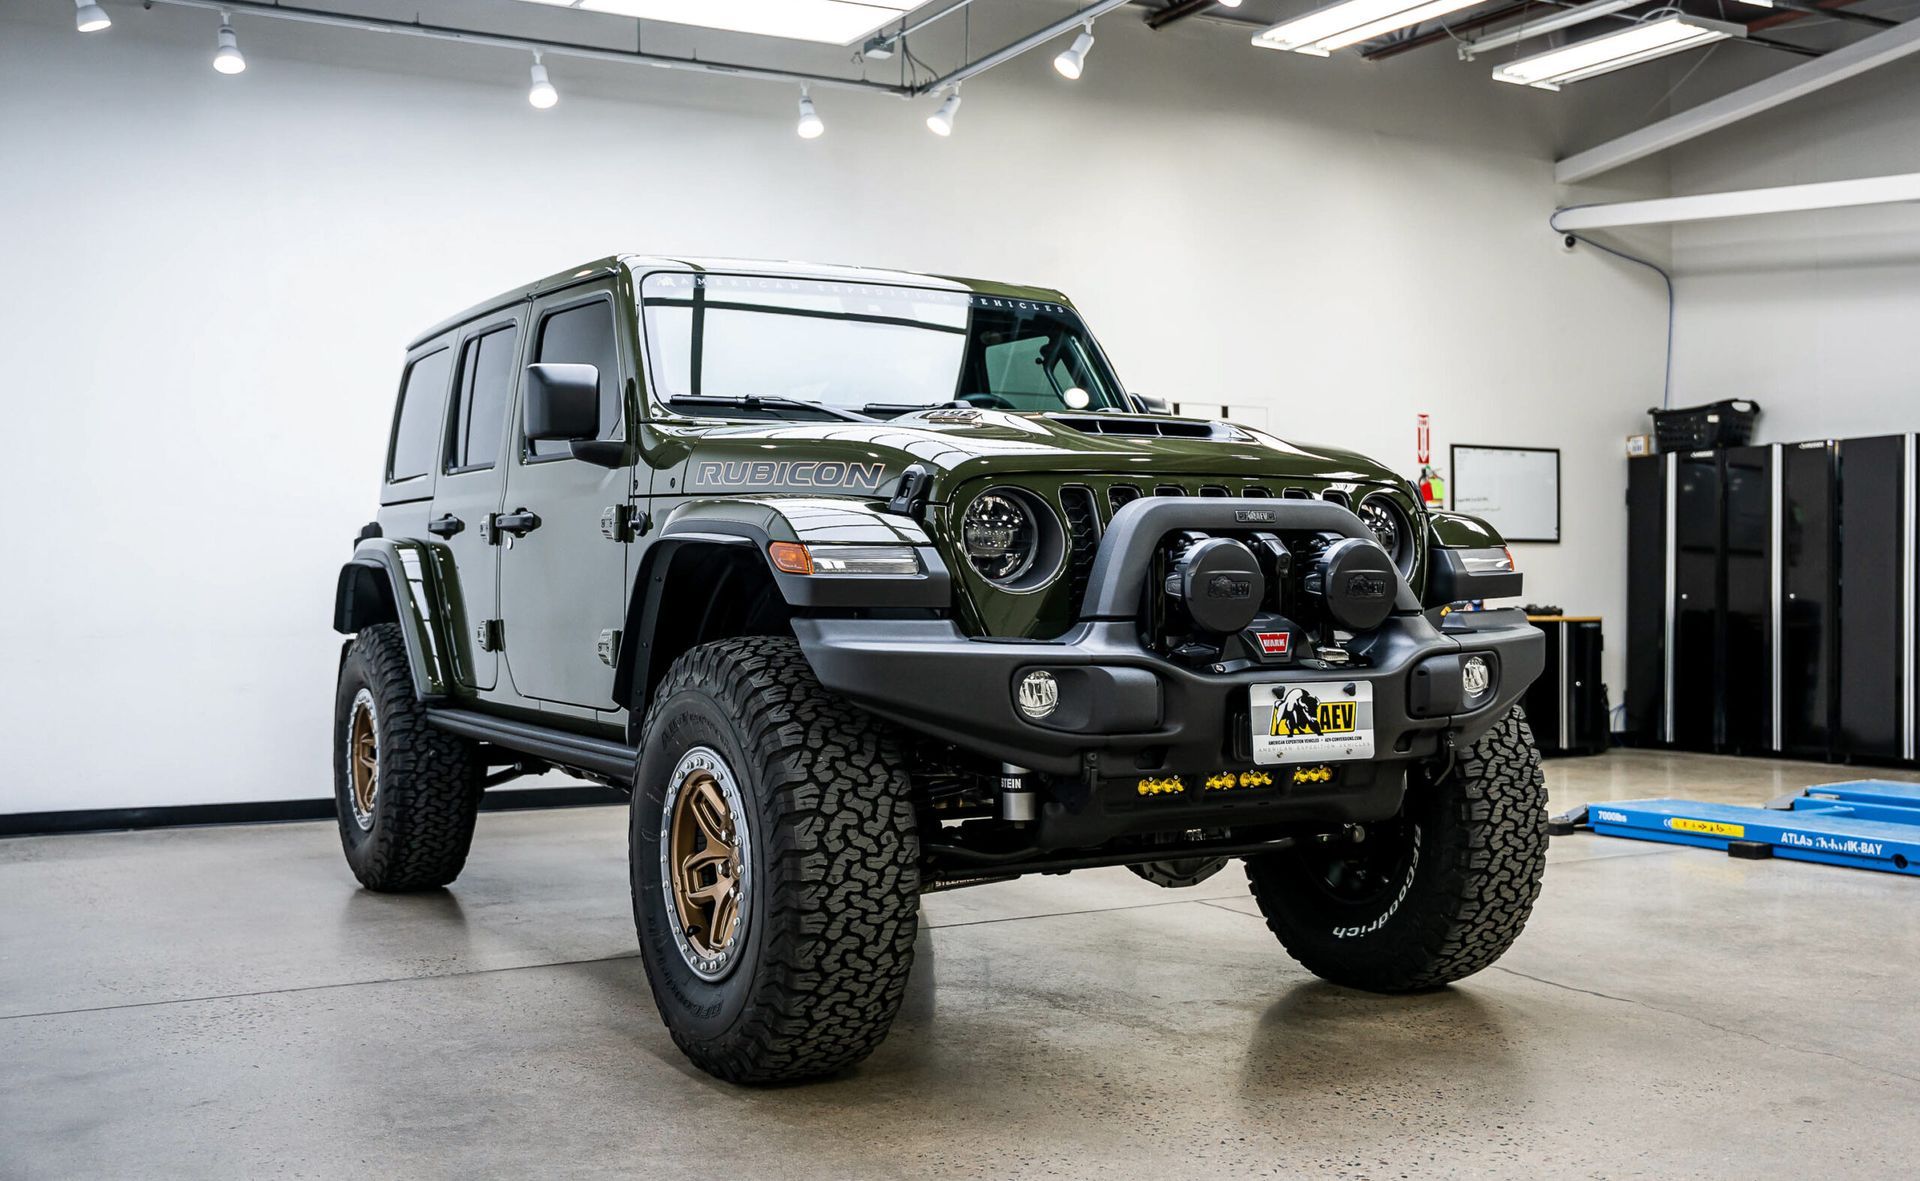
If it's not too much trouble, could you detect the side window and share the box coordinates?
[388,347,452,484]
[529,300,621,459]
[448,324,518,472]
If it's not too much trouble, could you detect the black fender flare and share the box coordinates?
[332,538,467,700]
[611,497,950,718]
[1422,510,1522,605]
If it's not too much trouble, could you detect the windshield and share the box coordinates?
[639,271,1126,418]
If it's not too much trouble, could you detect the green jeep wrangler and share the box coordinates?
[332,256,1548,1084]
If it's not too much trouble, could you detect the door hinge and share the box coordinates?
[597,628,622,667]
[476,619,504,652]
[600,504,650,541]
[600,505,630,541]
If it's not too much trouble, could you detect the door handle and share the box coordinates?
[426,513,464,538]
[495,509,541,537]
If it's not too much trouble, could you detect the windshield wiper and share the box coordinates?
[666,394,879,423]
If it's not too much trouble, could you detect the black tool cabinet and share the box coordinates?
[1625,434,1915,765]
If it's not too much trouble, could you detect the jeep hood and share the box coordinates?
[665,409,1407,502]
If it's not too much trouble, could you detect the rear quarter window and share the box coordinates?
[388,347,453,483]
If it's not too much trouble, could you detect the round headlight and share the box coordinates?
[964,490,1039,583]
[1357,493,1415,575]
[960,487,1067,591]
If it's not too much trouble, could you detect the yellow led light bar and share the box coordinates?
[1137,776,1186,796]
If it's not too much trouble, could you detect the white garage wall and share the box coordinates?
[0,1,1667,813]
[1667,54,1920,443]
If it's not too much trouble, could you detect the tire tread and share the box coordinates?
[639,636,919,1084]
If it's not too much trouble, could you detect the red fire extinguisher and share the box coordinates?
[1415,414,1446,508]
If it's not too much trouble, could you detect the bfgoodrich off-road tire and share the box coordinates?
[631,636,920,1085]
[332,623,482,892]
[1243,704,1547,992]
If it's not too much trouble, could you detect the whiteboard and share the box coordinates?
[1450,445,1560,543]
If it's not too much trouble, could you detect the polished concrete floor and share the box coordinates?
[5,750,1918,1179]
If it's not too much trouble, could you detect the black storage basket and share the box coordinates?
[1648,399,1759,452]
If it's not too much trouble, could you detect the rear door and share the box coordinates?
[497,285,633,708]
[429,312,523,692]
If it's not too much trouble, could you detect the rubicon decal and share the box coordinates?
[690,459,887,492]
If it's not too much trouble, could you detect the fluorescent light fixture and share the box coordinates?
[1054,25,1096,79]
[528,54,558,107]
[511,0,922,47]
[926,89,961,136]
[1492,15,1743,90]
[1459,0,1640,60]
[75,0,110,32]
[213,17,246,74]
[796,88,824,138]
[1252,0,1485,56]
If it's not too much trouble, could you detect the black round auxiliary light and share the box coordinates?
[1303,537,1397,632]
[1166,537,1266,635]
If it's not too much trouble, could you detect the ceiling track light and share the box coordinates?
[1053,23,1096,80]
[796,86,824,139]
[1490,14,1743,90]
[74,0,111,33]
[213,14,246,74]
[528,52,558,108]
[926,87,962,136]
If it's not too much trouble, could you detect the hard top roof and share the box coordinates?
[406,255,1073,350]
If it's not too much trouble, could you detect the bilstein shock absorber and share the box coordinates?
[998,763,1037,822]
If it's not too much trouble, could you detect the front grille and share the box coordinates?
[1060,486,1101,611]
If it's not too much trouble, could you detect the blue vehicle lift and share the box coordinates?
[1552,780,1920,877]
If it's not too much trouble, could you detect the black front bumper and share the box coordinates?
[790,496,1544,846]
[794,607,1541,775]
[793,607,1542,850]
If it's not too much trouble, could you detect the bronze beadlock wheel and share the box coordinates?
[659,746,752,980]
[331,623,482,892]
[629,636,920,1084]
[347,688,379,832]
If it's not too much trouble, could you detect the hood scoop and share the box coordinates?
[1045,413,1247,441]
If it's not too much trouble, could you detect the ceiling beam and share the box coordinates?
[1555,15,1920,184]
[1553,171,1920,229]
[1145,0,1219,30]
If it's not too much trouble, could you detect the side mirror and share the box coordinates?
[1132,393,1173,416]
[523,363,599,441]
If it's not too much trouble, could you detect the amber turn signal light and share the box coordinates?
[768,542,813,575]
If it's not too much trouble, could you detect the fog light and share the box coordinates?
[1016,670,1059,720]
[1462,654,1492,700]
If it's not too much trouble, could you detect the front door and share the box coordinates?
[429,313,523,692]
[497,287,633,709]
